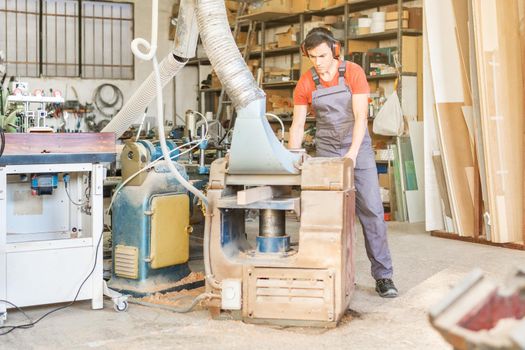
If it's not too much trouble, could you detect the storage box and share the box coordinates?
[303,21,327,38]
[385,10,409,21]
[309,0,336,11]
[236,31,257,47]
[384,19,409,31]
[301,57,314,74]
[402,36,418,73]
[324,15,339,25]
[275,26,297,48]
[408,7,422,30]
[225,0,239,11]
[379,173,390,188]
[211,71,221,89]
[249,0,291,14]
[291,1,309,13]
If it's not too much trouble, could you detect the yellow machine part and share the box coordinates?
[150,193,190,269]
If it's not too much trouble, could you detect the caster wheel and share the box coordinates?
[114,300,128,312]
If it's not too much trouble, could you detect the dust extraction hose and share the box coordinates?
[101,54,186,138]
[196,0,265,109]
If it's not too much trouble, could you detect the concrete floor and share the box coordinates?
[3,221,525,350]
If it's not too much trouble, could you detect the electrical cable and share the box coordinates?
[65,185,86,206]
[265,113,285,143]
[135,108,148,141]
[93,84,124,118]
[105,137,207,214]
[0,230,104,336]
[129,292,220,314]
[0,126,5,158]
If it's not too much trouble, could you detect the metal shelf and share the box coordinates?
[199,88,222,93]
[262,81,298,88]
[366,72,417,80]
[348,29,422,41]
[250,45,301,58]
[187,58,211,66]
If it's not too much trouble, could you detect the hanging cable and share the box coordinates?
[93,84,124,119]
[105,137,207,214]
[265,113,285,143]
[0,126,5,158]
[0,231,104,336]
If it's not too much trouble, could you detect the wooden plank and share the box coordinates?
[451,0,472,106]
[464,167,475,205]
[3,133,116,155]
[423,26,445,231]
[425,0,477,237]
[237,186,273,205]
[431,230,525,250]
[432,153,453,219]
[519,0,525,245]
[468,0,490,240]
[435,103,476,237]
[472,0,524,243]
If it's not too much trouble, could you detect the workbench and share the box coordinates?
[0,133,115,323]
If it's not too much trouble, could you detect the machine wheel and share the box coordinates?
[114,300,129,312]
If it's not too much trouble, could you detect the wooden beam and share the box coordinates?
[472,0,524,243]
[3,132,116,155]
[237,186,273,205]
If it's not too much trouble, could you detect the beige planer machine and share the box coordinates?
[202,98,357,327]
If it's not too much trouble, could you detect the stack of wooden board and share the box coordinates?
[423,0,525,244]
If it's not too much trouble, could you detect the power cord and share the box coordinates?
[0,126,5,158]
[0,230,104,336]
[63,174,86,206]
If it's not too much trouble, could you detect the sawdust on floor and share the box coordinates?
[139,271,206,309]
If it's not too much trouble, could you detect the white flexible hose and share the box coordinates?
[106,138,205,214]
[129,0,208,208]
[152,56,209,207]
[265,113,285,143]
[130,0,158,61]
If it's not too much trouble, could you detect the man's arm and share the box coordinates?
[288,104,308,149]
[345,93,368,164]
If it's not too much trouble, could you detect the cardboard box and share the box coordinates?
[335,0,347,4]
[225,0,239,11]
[301,57,314,74]
[385,19,409,31]
[303,21,327,38]
[324,15,339,25]
[236,31,257,47]
[211,71,221,89]
[408,7,422,30]
[309,0,336,11]
[275,26,297,48]
[385,10,409,21]
[378,173,390,188]
[402,36,418,73]
[291,1,309,13]
[249,0,291,13]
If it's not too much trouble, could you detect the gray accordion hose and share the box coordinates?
[196,0,265,109]
[102,0,264,138]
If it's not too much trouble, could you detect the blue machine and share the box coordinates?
[109,140,198,297]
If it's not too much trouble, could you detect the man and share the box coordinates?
[289,27,398,298]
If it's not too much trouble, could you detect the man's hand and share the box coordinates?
[291,148,311,170]
[344,149,357,167]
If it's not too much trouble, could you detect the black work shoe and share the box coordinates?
[375,278,398,298]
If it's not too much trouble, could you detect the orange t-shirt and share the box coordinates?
[293,60,370,106]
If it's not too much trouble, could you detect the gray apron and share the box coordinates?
[311,61,393,280]
[312,61,375,169]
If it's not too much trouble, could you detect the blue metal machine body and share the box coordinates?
[109,161,192,297]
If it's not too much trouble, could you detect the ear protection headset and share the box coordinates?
[300,30,341,59]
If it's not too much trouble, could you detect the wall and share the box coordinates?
[16,0,177,131]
